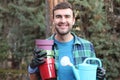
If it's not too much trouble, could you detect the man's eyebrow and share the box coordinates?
[55,14,61,16]
[55,14,71,16]
[55,14,72,18]
[55,15,61,17]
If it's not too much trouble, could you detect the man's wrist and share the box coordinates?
[28,65,39,74]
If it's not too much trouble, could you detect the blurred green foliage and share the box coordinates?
[69,0,120,80]
[0,0,120,80]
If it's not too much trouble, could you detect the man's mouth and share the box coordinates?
[59,26,68,30]
[58,23,68,28]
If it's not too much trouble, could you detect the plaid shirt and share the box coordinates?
[28,32,104,80]
[48,32,96,70]
[30,32,99,80]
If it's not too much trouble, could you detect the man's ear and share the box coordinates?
[73,22,75,25]
[72,18,75,25]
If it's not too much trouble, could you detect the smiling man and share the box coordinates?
[28,2,106,80]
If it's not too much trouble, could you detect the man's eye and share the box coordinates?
[65,15,71,18]
[56,15,61,18]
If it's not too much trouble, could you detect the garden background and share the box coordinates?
[0,0,120,80]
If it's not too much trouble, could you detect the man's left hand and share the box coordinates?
[97,67,106,80]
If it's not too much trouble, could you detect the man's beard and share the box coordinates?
[55,27,71,36]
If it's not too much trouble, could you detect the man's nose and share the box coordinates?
[60,17,66,23]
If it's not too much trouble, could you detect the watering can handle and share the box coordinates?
[83,58,102,67]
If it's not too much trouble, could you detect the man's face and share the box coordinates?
[53,9,75,35]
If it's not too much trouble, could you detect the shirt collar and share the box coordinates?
[48,32,81,45]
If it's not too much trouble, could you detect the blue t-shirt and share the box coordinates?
[55,39,76,80]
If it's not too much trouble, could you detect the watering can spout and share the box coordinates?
[71,65,80,80]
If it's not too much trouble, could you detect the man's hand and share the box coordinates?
[97,67,106,80]
[30,47,47,68]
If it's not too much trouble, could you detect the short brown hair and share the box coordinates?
[53,2,75,18]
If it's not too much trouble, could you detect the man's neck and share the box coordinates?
[55,32,73,42]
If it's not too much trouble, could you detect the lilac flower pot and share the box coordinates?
[35,39,54,50]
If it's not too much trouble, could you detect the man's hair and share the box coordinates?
[53,2,75,18]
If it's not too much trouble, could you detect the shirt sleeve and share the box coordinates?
[28,65,39,74]
[90,43,96,57]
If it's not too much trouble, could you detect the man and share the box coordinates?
[28,2,105,80]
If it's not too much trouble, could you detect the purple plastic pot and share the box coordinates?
[35,39,54,50]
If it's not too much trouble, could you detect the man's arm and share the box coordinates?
[28,66,40,80]
[29,73,39,80]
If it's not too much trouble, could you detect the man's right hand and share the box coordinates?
[30,47,47,68]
